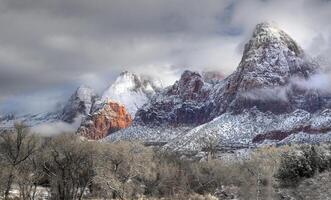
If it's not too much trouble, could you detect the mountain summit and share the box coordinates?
[101,71,162,117]
[232,22,315,88]
[214,22,319,114]
[247,22,303,56]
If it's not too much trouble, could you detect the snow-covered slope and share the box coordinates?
[101,71,162,117]
[106,122,193,143]
[0,112,59,128]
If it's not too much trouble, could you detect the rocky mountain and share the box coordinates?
[134,70,214,126]
[77,100,132,139]
[1,72,155,138]
[74,71,161,139]
[106,22,331,151]
[133,23,322,126]
[216,22,321,115]
[101,71,162,117]
[60,85,99,123]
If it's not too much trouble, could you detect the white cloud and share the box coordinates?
[31,116,83,136]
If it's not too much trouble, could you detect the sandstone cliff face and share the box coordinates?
[77,101,132,140]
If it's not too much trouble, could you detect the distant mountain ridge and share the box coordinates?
[106,22,331,152]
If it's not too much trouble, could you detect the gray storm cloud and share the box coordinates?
[1,0,331,114]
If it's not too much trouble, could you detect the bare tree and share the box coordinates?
[0,123,38,199]
[43,134,96,200]
[200,134,221,160]
[15,147,47,200]
[94,141,155,200]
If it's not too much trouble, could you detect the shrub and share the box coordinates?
[275,145,331,187]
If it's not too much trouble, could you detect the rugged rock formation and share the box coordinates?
[134,22,326,126]
[135,70,215,125]
[134,23,323,127]
[77,100,132,140]
[101,71,162,117]
[60,85,99,123]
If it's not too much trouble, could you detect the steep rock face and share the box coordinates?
[135,70,215,125]
[77,101,132,140]
[101,71,162,117]
[60,86,99,123]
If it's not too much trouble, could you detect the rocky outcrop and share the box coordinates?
[60,86,99,123]
[77,100,132,140]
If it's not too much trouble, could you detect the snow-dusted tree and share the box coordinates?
[200,133,221,160]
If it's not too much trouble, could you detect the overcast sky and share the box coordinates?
[1,0,331,114]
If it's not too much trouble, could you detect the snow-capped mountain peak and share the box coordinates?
[248,22,303,56]
[101,71,162,117]
[75,85,98,112]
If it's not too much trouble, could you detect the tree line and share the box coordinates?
[1,124,331,200]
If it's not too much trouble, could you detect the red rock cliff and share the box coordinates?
[78,101,132,140]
